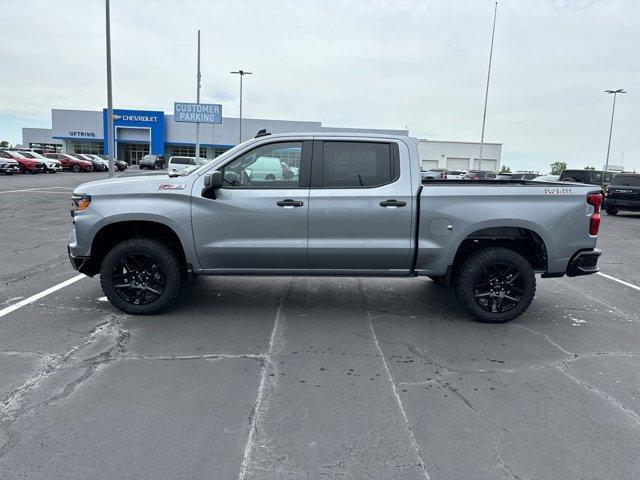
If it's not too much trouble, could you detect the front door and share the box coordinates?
[192,140,311,271]
[307,140,414,271]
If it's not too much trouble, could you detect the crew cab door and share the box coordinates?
[191,140,311,271]
[307,139,414,271]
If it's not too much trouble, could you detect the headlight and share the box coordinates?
[71,193,91,217]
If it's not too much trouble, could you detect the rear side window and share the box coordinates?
[611,174,640,186]
[321,141,397,188]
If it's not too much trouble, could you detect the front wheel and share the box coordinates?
[454,247,535,323]
[606,207,618,216]
[100,238,183,315]
[72,164,81,173]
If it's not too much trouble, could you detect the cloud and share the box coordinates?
[0,0,638,172]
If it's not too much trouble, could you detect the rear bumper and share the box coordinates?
[566,249,601,277]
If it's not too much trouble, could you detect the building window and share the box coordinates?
[166,145,195,158]
[67,140,104,155]
[29,143,62,153]
[165,145,232,159]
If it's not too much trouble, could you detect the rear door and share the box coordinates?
[307,139,414,271]
[192,140,311,270]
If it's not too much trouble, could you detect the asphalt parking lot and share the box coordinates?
[1,171,640,480]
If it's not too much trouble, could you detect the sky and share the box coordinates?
[0,0,638,173]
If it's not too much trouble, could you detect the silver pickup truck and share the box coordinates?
[68,132,602,323]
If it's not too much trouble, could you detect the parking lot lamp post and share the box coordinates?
[105,0,115,178]
[604,89,626,172]
[479,2,498,171]
[195,30,201,161]
[231,70,252,144]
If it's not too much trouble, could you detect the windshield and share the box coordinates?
[20,152,36,159]
[611,174,640,186]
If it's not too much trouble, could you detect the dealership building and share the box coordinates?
[21,108,501,171]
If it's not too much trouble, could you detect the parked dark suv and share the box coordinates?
[560,169,613,189]
[139,154,165,170]
[604,173,640,215]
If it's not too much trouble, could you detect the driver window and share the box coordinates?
[221,142,302,188]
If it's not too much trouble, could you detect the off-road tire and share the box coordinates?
[454,247,536,323]
[100,238,182,315]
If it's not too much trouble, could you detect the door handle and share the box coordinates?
[276,199,304,208]
[380,199,407,208]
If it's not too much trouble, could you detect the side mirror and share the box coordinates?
[202,170,223,198]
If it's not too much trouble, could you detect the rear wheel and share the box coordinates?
[606,207,618,215]
[454,247,535,323]
[100,238,182,315]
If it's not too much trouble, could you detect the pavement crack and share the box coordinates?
[238,279,291,480]
[0,316,131,432]
[555,361,640,426]
[121,353,266,361]
[554,278,640,323]
[511,324,574,357]
[0,256,68,289]
[358,279,431,479]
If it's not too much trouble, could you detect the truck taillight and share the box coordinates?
[587,192,602,236]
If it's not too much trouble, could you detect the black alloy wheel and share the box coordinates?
[471,263,524,314]
[111,253,166,306]
[100,238,183,314]
[454,247,536,323]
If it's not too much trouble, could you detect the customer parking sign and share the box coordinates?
[174,102,222,124]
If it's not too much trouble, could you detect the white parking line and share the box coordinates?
[0,187,74,194]
[597,272,640,292]
[0,274,85,318]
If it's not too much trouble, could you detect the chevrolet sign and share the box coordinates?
[174,102,222,124]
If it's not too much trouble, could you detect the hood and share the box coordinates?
[74,173,191,195]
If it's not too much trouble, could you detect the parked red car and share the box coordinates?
[0,150,46,173]
[44,153,94,172]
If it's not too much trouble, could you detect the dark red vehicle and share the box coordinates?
[44,153,94,172]
[0,150,46,173]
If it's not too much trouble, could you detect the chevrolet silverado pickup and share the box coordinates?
[68,133,602,323]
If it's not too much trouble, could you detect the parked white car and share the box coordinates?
[532,175,561,182]
[447,170,467,179]
[168,156,211,173]
[19,150,62,173]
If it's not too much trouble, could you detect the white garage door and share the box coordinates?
[422,160,438,170]
[473,159,497,171]
[446,157,470,170]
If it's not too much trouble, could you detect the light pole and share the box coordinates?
[479,2,498,171]
[195,30,201,160]
[105,0,115,178]
[231,70,252,144]
[604,89,626,172]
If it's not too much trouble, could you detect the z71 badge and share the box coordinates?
[157,184,186,191]
[544,187,573,195]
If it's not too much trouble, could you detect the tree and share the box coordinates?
[584,166,595,170]
[499,165,511,173]
[550,161,567,175]
[0,140,9,148]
